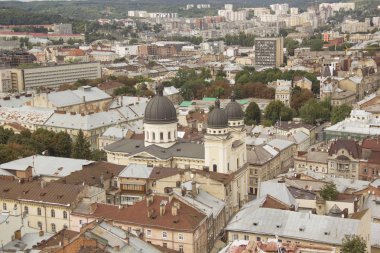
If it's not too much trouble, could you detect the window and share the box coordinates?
[24,206,28,214]
[244,235,249,240]
[146,229,152,237]
[213,164,217,172]
[63,224,68,229]
[257,237,261,241]
[63,211,68,219]
[168,132,171,140]
[162,231,168,239]
[2,203,6,210]
[233,234,238,240]
[37,222,42,230]
[152,132,155,141]
[51,209,55,218]
[163,243,167,248]
[51,223,56,233]
[179,245,184,252]
[37,207,42,216]
[178,233,184,241]
[160,132,163,140]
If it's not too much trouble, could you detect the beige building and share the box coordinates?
[0,179,105,234]
[331,90,356,106]
[247,145,281,195]
[105,86,250,212]
[27,86,112,114]
[275,85,291,107]
[225,207,371,253]
[71,195,208,253]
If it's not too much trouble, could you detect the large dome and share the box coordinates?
[207,99,228,128]
[144,84,177,124]
[225,92,244,120]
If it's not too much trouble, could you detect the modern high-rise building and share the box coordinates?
[254,37,284,69]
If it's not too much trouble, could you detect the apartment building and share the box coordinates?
[0,179,104,234]
[18,62,101,90]
[71,195,208,253]
[254,37,284,68]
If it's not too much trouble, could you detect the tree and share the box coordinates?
[90,150,107,161]
[342,235,367,253]
[299,99,330,124]
[264,101,293,125]
[245,102,261,125]
[53,132,72,157]
[72,130,91,159]
[331,104,352,124]
[320,182,338,200]
[290,87,314,112]
[0,127,14,144]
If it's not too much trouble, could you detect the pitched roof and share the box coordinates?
[56,161,124,186]
[328,139,361,159]
[74,196,207,232]
[0,179,83,206]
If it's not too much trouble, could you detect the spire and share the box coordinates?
[230,91,236,102]
[215,98,220,108]
[156,83,164,96]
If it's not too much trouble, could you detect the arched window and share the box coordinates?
[160,132,163,140]
[168,131,171,140]
[51,209,55,218]
[37,207,42,216]
[213,164,217,172]
[63,211,68,219]
[152,132,155,141]
[51,223,56,233]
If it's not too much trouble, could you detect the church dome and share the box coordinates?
[207,99,228,128]
[225,92,244,120]
[144,83,177,124]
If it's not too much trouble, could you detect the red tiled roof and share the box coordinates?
[362,138,380,151]
[76,196,206,231]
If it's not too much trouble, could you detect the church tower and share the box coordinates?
[144,83,178,148]
[204,99,232,174]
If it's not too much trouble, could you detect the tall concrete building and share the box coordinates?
[254,37,284,69]
[13,62,101,91]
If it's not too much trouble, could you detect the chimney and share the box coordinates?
[191,181,197,197]
[168,192,173,203]
[100,175,104,185]
[14,230,21,240]
[82,96,86,104]
[146,195,153,207]
[40,181,47,189]
[172,205,178,216]
[160,203,166,216]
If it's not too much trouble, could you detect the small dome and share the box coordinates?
[144,84,177,124]
[207,99,228,129]
[225,92,244,120]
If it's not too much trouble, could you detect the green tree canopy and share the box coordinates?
[299,99,330,124]
[72,129,91,159]
[331,104,352,124]
[53,132,73,157]
[264,100,293,125]
[341,235,367,253]
[320,182,339,201]
[244,102,261,125]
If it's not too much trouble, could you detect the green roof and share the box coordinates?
[237,99,249,105]
[202,97,217,102]
[179,101,194,107]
